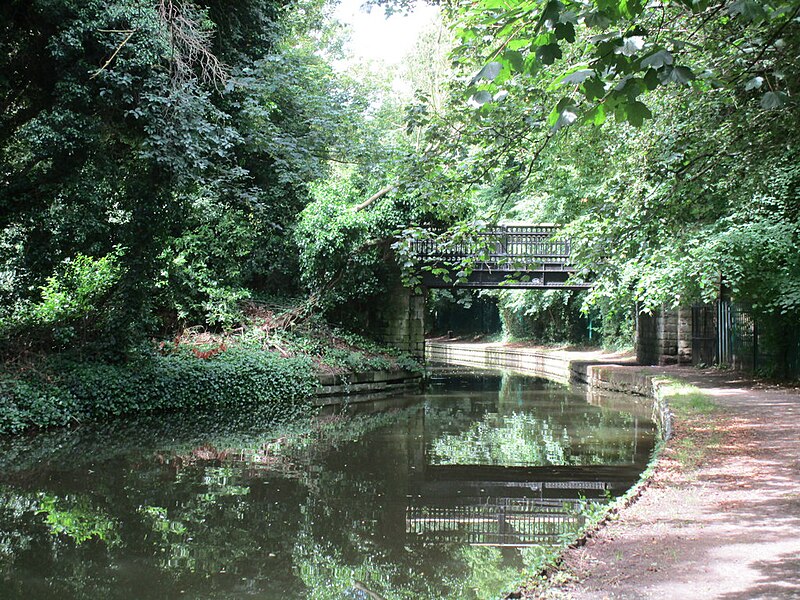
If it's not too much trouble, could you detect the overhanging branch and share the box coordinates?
[353,184,395,212]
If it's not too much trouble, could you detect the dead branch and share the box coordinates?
[90,29,138,79]
[156,0,228,87]
[353,184,395,212]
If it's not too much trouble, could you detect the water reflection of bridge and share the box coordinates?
[405,464,641,546]
[407,498,580,546]
[398,373,655,547]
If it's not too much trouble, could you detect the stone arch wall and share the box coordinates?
[371,283,425,359]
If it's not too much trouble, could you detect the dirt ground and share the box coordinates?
[531,367,800,600]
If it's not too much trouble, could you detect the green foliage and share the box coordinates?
[664,383,718,415]
[0,309,426,435]
[495,289,596,346]
[1,251,124,354]
[272,321,423,374]
[33,252,122,326]
[0,349,317,434]
[294,171,409,323]
[444,0,798,130]
[320,348,393,372]
[2,0,795,406]
[1,0,396,354]
[64,348,316,420]
[381,0,800,361]
[0,378,79,434]
[155,208,256,329]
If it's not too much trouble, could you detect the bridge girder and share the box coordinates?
[421,269,591,290]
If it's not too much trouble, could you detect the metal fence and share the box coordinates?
[691,304,716,366]
[692,302,800,378]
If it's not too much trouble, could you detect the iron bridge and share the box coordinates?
[409,224,590,290]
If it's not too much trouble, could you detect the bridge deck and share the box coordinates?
[410,224,590,289]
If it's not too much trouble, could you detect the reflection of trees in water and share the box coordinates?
[0,405,302,475]
[290,520,524,600]
[291,531,440,600]
[426,374,652,468]
[0,374,654,600]
[430,412,571,465]
[0,471,310,597]
[0,408,433,599]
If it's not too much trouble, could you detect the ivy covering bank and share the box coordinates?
[0,349,317,435]
[0,310,423,436]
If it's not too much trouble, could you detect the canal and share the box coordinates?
[0,367,655,599]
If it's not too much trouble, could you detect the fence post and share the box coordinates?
[753,316,758,373]
[716,300,731,366]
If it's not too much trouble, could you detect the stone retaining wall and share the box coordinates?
[426,341,575,383]
[636,306,692,366]
[315,369,422,407]
[315,343,675,439]
[372,284,425,359]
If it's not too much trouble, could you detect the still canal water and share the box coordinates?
[0,368,655,599]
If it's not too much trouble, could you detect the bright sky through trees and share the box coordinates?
[333,0,438,65]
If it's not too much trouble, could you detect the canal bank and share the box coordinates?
[315,367,421,405]
[427,340,800,599]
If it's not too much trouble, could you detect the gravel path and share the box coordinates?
[552,368,800,600]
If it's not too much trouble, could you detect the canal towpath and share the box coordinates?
[556,365,800,600]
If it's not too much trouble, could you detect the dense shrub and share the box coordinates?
[0,349,317,435]
[0,252,124,356]
[496,289,596,346]
[0,379,79,434]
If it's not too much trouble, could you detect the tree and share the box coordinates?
[375,0,799,351]
[0,0,387,355]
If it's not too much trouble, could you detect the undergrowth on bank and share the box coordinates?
[654,378,721,473]
[650,376,718,416]
[0,309,422,436]
[0,349,318,434]
[667,390,718,415]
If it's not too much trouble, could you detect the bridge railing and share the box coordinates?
[409,225,571,271]
[405,497,585,546]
